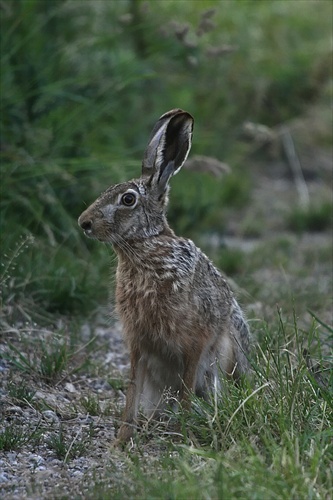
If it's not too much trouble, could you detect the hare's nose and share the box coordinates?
[79,218,92,231]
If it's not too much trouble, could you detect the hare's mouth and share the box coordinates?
[83,229,108,243]
[83,228,94,238]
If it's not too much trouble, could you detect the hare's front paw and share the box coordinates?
[113,423,135,448]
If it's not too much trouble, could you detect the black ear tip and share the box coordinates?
[159,108,185,119]
[159,109,194,124]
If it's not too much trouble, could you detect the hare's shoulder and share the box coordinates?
[145,235,230,288]
[163,237,198,274]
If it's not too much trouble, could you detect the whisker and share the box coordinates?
[111,234,139,261]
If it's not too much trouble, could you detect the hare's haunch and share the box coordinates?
[78,109,250,444]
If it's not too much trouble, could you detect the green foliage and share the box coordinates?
[286,201,333,233]
[4,332,85,384]
[0,424,41,452]
[7,381,36,404]
[240,215,264,238]
[80,394,101,416]
[217,247,245,276]
[218,172,252,208]
[168,169,250,237]
[1,0,330,316]
[108,377,125,391]
[47,424,93,462]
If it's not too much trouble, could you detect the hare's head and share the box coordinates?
[78,109,193,244]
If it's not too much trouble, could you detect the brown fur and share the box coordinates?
[78,109,250,444]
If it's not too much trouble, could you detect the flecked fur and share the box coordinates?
[78,109,250,444]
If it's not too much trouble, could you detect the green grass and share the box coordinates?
[5,337,69,383]
[85,313,332,499]
[286,201,333,233]
[3,328,94,384]
[0,424,41,452]
[7,381,36,404]
[80,393,113,417]
[47,424,94,463]
[217,247,245,276]
[80,394,102,417]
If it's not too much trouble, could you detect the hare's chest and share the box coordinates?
[115,266,181,333]
[117,266,160,306]
[117,271,158,309]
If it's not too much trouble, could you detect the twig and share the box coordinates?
[64,427,82,464]
[279,125,310,209]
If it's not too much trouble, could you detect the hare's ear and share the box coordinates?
[142,109,193,191]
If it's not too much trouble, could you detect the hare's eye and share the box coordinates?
[121,192,136,206]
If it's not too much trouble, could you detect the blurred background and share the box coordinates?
[1,0,332,324]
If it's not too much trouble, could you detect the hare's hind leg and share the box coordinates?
[116,350,146,445]
[141,354,182,417]
[180,346,206,409]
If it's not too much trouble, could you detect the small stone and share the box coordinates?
[64,382,77,393]
[0,472,9,483]
[6,452,17,462]
[36,465,47,471]
[81,415,94,424]
[29,454,44,466]
[42,410,59,423]
[72,470,83,477]
[6,405,24,415]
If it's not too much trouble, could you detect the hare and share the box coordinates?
[78,109,250,444]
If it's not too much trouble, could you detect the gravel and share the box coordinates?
[0,320,129,499]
